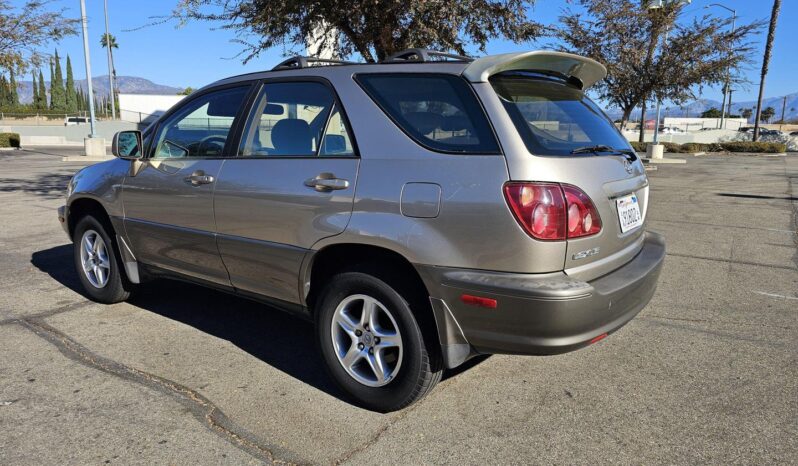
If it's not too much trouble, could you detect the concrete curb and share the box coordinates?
[62,155,114,163]
[641,157,687,164]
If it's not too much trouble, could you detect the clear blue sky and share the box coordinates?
[13,0,797,102]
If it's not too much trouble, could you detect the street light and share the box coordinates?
[78,0,96,138]
[647,0,691,146]
[705,3,736,130]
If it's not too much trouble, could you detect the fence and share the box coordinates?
[0,112,117,126]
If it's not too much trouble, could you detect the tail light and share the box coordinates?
[504,182,602,241]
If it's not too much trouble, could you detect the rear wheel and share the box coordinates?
[316,271,442,412]
[73,215,132,303]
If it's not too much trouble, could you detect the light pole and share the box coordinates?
[79,0,96,137]
[705,3,736,129]
[103,0,116,120]
[648,0,691,146]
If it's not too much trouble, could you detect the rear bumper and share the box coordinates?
[418,231,665,365]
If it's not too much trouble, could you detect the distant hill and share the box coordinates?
[15,76,183,104]
[606,92,798,122]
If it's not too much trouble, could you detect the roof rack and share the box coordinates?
[382,48,473,64]
[271,56,356,71]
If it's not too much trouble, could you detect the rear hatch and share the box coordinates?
[487,72,648,281]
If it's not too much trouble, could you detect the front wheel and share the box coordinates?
[73,215,132,303]
[316,271,442,412]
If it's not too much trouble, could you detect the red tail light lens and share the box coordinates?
[562,184,602,238]
[504,182,602,241]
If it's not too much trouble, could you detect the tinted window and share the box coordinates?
[356,74,499,154]
[490,74,632,156]
[239,82,354,157]
[152,86,249,158]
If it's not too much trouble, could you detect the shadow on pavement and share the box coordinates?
[31,244,486,405]
[0,173,72,200]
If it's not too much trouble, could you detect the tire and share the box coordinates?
[316,270,443,412]
[73,215,132,304]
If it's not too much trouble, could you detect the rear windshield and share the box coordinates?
[490,74,632,156]
[356,73,499,154]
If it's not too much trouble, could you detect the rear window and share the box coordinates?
[490,73,633,156]
[356,73,499,154]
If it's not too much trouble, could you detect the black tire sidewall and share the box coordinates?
[317,272,430,412]
[73,215,128,303]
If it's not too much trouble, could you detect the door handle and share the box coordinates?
[304,173,350,192]
[184,170,215,186]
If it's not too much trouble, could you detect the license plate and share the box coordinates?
[616,194,643,233]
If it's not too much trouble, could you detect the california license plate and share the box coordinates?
[616,194,643,233]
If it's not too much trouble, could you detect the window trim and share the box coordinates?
[353,72,502,156]
[145,81,258,160]
[235,76,360,160]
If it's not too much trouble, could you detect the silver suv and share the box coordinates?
[59,50,665,412]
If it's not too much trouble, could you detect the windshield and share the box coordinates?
[490,73,633,156]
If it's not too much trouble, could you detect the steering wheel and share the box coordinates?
[193,135,227,156]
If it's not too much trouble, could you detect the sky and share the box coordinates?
[10,0,798,103]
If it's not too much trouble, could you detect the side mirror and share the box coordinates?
[112,130,143,159]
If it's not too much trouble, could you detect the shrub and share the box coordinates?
[629,141,647,152]
[0,133,20,148]
[719,141,786,153]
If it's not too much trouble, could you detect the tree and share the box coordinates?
[65,55,77,113]
[8,69,19,107]
[31,71,39,109]
[178,87,194,95]
[556,0,762,137]
[100,33,119,116]
[701,108,722,119]
[739,107,753,121]
[0,75,8,107]
[0,1,79,74]
[753,0,781,141]
[49,50,65,111]
[166,0,542,63]
[37,69,47,109]
[761,106,776,123]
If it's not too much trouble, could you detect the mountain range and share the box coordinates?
[15,76,183,104]
[606,93,798,122]
[12,74,798,122]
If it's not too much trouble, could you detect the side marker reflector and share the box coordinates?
[589,333,608,345]
[460,294,498,309]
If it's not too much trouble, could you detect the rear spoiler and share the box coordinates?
[462,51,607,89]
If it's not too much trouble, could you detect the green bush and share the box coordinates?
[629,141,647,152]
[719,141,786,153]
[0,133,20,148]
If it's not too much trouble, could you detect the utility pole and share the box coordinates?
[780,96,787,131]
[79,0,96,137]
[103,0,115,120]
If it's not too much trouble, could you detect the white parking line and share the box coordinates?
[752,291,798,301]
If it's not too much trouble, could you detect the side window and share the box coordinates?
[151,86,249,159]
[355,73,500,154]
[240,82,354,157]
[320,106,355,156]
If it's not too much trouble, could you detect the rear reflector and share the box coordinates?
[504,182,602,241]
[589,333,608,345]
[460,294,498,309]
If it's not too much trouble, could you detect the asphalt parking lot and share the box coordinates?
[1,147,796,465]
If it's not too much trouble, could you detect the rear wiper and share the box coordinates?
[571,145,638,162]
[570,145,618,155]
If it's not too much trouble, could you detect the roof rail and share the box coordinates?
[271,56,356,71]
[382,49,473,64]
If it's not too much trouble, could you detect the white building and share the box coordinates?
[119,94,185,126]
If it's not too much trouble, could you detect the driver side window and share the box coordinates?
[152,86,250,159]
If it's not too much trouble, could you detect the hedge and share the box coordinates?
[630,140,786,154]
[0,133,20,148]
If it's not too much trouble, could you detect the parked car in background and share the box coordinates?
[659,126,685,134]
[57,50,665,412]
[64,116,89,126]
[790,131,798,136]
[739,127,754,133]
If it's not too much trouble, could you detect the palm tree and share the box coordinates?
[753,0,781,141]
[100,33,118,117]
